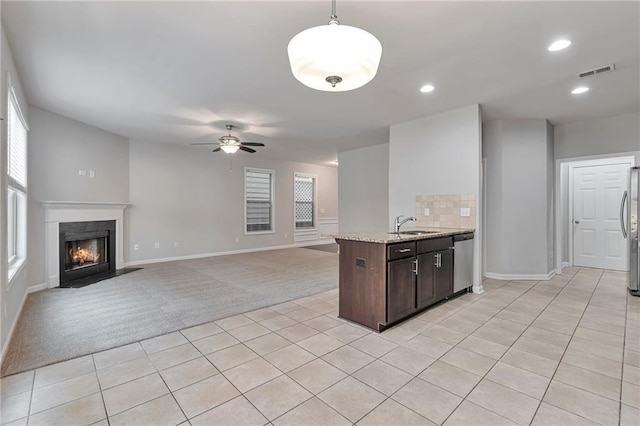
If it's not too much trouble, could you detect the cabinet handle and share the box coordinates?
[434,254,439,267]
[397,248,411,253]
[412,259,419,275]
[436,253,442,268]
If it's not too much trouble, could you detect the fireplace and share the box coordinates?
[59,220,116,287]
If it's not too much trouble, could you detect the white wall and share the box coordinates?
[554,112,640,266]
[127,139,338,263]
[389,105,482,291]
[546,121,555,273]
[1,27,30,356]
[483,119,554,278]
[338,143,389,232]
[482,121,504,274]
[554,112,640,160]
[389,105,482,227]
[26,106,130,286]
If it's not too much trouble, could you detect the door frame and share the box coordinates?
[558,154,635,272]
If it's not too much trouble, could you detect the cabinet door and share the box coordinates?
[435,249,453,301]
[416,252,436,309]
[387,258,416,323]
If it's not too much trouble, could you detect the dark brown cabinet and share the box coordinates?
[435,249,453,301]
[416,252,436,309]
[387,257,417,323]
[417,247,453,308]
[338,235,456,332]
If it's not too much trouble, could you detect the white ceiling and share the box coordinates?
[2,1,639,165]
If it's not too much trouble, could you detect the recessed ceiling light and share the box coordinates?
[420,84,435,93]
[548,39,571,52]
[571,86,589,94]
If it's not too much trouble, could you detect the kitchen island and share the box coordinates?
[327,228,474,332]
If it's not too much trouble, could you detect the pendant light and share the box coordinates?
[287,0,382,92]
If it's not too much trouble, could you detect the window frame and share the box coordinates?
[293,172,317,231]
[244,167,275,235]
[6,73,28,284]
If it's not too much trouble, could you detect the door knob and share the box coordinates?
[574,220,580,224]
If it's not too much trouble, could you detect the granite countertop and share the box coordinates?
[324,227,475,244]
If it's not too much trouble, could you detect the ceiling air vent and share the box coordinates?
[578,64,615,78]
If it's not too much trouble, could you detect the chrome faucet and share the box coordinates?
[394,215,417,233]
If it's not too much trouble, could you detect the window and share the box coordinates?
[7,75,28,281]
[245,168,274,233]
[294,174,315,229]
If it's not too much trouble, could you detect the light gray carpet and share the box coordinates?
[1,247,338,376]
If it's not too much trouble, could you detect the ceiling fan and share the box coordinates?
[190,124,265,154]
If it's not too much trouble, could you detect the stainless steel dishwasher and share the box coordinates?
[453,233,474,293]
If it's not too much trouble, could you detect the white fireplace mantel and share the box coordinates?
[42,201,129,288]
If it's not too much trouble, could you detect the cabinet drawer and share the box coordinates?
[418,237,453,254]
[387,242,416,261]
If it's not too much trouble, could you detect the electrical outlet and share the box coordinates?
[78,170,87,176]
[89,170,95,178]
[235,237,239,243]
[320,208,325,214]
[424,208,430,216]
[133,244,139,251]
[284,233,288,239]
[460,208,471,217]
[154,242,160,249]
[174,242,179,248]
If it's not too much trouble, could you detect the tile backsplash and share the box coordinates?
[415,193,476,229]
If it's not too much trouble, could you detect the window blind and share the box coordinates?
[295,176,314,228]
[8,91,27,190]
[246,170,273,232]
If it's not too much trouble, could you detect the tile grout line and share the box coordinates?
[90,354,111,426]
[176,329,266,423]
[4,291,335,425]
[431,269,584,425]
[362,276,566,426]
[618,283,630,424]
[437,281,566,424]
[530,269,611,425]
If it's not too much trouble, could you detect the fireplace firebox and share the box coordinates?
[59,220,116,287]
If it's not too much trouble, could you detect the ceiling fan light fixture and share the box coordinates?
[220,144,240,154]
[287,0,382,92]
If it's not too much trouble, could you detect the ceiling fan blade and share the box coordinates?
[190,143,219,146]
[240,142,265,147]
[212,147,222,152]
[239,146,257,153]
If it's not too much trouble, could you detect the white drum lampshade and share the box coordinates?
[288,21,382,92]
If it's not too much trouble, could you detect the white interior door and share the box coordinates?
[573,163,629,270]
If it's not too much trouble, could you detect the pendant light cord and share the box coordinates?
[329,0,339,24]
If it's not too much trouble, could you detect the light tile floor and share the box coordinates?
[1,267,639,425]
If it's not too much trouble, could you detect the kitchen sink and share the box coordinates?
[389,230,438,236]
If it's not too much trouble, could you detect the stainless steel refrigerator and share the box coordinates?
[622,166,639,296]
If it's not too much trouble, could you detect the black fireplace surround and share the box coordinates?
[59,220,116,287]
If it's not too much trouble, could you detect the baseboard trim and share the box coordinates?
[294,238,336,247]
[561,262,569,268]
[484,270,556,281]
[124,241,339,267]
[1,282,48,365]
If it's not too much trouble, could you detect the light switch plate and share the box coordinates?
[461,208,471,217]
[424,208,430,216]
